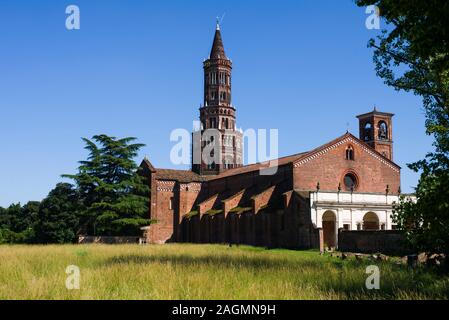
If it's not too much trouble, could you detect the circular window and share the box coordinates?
[344,173,357,191]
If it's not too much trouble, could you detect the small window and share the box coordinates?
[346,146,354,161]
[356,223,362,231]
[169,198,174,210]
[380,223,386,230]
[343,224,350,231]
[391,224,398,230]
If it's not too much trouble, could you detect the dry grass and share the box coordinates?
[0,244,448,300]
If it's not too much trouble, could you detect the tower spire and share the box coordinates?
[192,23,243,175]
[210,21,227,60]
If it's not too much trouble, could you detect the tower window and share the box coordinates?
[364,122,372,141]
[210,118,217,129]
[345,146,354,161]
[219,72,226,85]
[219,91,227,102]
[210,72,217,85]
[378,121,388,140]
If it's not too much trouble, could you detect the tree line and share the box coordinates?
[0,135,151,244]
[356,0,449,255]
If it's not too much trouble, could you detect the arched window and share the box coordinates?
[345,146,354,161]
[364,122,372,141]
[378,121,388,140]
[363,212,380,230]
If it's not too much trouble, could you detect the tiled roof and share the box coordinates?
[146,132,401,183]
[154,169,204,183]
[205,151,310,181]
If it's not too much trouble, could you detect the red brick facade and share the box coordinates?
[293,134,400,195]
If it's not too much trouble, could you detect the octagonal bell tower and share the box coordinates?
[192,22,243,175]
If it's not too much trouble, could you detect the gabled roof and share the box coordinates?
[140,157,156,172]
[292,132,401,171]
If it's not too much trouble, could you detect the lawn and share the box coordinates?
[0,244,447,300]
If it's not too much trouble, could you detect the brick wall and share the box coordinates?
[338,230,412,256]
[180,192,320,250]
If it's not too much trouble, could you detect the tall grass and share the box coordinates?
[0,244,447,300]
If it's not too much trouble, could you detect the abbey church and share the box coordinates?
[140,24,402,249]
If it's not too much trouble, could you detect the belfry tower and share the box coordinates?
[192,22,243,175]
[357,107,394,160]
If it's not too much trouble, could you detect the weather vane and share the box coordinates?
[216,13,226,29]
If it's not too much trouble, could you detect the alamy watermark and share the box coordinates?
[66,5,80,30]
[365,5,380,30]
[365,265,380,290]
[170,123,279,175]
[65,265,80,290]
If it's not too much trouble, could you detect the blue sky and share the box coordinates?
[0,0,433,206]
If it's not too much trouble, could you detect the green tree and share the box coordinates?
[355,0,449,254]
[35,183,81,244]
[64,135,150,236]
[0,202,40,243]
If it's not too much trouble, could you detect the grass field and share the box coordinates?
[0,244,448,300]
